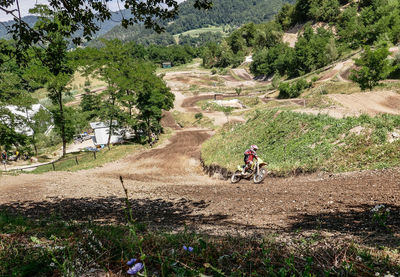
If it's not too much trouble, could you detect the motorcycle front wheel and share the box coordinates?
[253,168,266,184]
[231,170,242,183]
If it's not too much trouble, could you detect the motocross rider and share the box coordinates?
[242,145,259,174]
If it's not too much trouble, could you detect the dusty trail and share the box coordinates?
[1,70,400,244]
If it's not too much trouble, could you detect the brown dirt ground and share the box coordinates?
[164,69,258,91]
[66,86,107,107]
[231,68,253,81]
[339,66,355,82]
[298,91,400,118]
[182,94,214,112]
[319,70,338,81]
[328,91,400,116]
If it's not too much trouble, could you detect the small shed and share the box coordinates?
[214,93,224,100]
[89,121,123,146]
[162,62,172,68]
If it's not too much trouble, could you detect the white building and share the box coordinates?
[3,104,53,136]
[89,121,125,146]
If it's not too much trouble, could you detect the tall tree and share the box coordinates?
[0,41,36,152]
[136,72,174,144]
[28,6,75,156]
[350,46,393,90]
[92,40,174,146]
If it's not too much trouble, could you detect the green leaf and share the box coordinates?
[30,236,41,244]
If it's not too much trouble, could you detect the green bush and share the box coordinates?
[350,46,393,90]
[194,112,203,120]
[278,79,310,99]
[311,76,319,83]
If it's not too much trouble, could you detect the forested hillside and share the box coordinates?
[92,24,176,46]
[94,0,294,46]
[164,0,296,34]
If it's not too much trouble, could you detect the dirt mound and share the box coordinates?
[382,95,400,110]
[182,94,214,112]
[339,65,355,82]
[328,91,400,115]
[99,129,211,179]
[161,111,181,130]
[66,86,107,107]
[319,69,338,81]
[282,33,297,47]
[231,68,254,81]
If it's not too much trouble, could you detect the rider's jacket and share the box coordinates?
[244,149,258,163]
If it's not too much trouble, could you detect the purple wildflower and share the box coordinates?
[183,245,194,252]
[127,262,143,275]
[127,258,137,266]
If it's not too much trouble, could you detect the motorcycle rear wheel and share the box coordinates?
[231,170,242,183]
[253,168,266,184]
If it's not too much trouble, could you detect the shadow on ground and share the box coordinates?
[286,203,400,248]
[0,196,261,232]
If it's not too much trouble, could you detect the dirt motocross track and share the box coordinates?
[1,71,400,247]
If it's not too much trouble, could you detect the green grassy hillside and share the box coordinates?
[202,110,400,175]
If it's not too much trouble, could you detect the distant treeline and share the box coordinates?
[91,24,226,48]
[79,40,199,67]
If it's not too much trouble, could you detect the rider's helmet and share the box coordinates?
[250,144,258,151]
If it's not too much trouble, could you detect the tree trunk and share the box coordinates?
[58,90,66,156]
[129,104,133,119]
[25,108,38,156]
[32,134,38,156]
[107,97,116,151]
[147,118,152,145]
[107,117,113,151]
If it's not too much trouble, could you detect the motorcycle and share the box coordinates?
[230,157,267,184]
